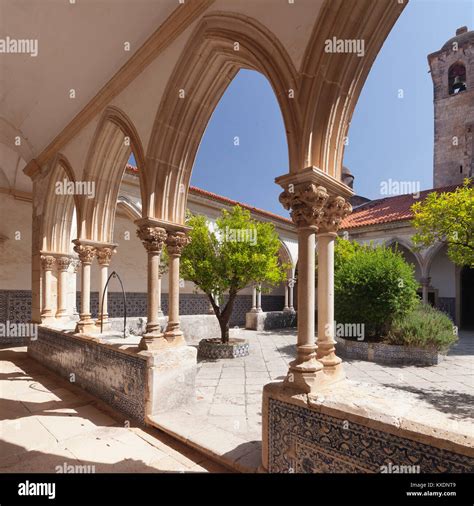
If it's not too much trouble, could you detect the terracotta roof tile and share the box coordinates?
[342,184,462,230]
[125,164,293,225]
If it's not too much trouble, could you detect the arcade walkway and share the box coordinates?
[0,347,228,473]
[1,331,472,473]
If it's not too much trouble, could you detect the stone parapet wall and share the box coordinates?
[335,336,442,366]
[0,289,284,333]
[246,310,297,331]
[263,382,474,473]
[29,327,148,423]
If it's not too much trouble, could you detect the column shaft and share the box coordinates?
[283,281,289,310]
[41,255,55,320]
[316,232,343,376]
[136,225,167,350]
[56,257,71,319]
[289,279,294,311]
[73,243,96,333]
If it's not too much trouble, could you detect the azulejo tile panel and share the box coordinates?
[29,327,147,423]
[268,398,474,473]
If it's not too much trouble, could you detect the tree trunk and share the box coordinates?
[216,291,237,344]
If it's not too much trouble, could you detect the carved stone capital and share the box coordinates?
[319,195,352,233]
[41,255,56,271]
[166,231,190,256]
[279,183,329,228]
[56,256,72,272]
[137,225,167,253]
[73,244,96,265]
[71,259,81,273]
[96,246,116,266]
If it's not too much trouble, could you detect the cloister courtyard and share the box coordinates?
[1,330,472,474]
[1,0,474,504]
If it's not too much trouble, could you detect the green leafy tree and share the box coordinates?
[412,179,474,267]
[180,206,287,343]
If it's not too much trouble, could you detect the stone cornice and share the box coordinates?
[36,0,215,166]
[134,217,191,234]
[276,166,354,199]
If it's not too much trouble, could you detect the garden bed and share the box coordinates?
[198,338,249,359]
[335,336,445,366]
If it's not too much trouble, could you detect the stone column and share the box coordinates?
[251,286,257,312]
[56,256,72,320]
[71,259,80,317]
[157,275,164,317]
[73,242,96,333]
[288,277,295,311]
[420,277,431,305]
[136,225,167,350]
[40,255,56,321]
[316,196,352,380]
[283,280,289,311]
[96,246,116,328]
[278,183,329,392]
[164,231,190,345]
[256,284,263,312]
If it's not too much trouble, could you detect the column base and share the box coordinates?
[284,358,326,394]
[139,332,167,351]
[75,319,97,333]
[95,317,111,331]
[55,310,70,320]
[163,329,186,347]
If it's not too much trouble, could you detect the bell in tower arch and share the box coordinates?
[453,75,467,94]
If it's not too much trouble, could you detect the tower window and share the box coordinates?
[448,63,467,95]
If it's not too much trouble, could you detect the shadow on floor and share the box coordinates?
[382,383,474,422]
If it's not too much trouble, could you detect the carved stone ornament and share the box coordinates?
[320,195,352,233]
[73,244,96,265]
[96,247,116,266]
[137,226,167,253]
[40,255,56,270]
[279,183,330,228]
[56,256,72,272]
[166,231,191,256]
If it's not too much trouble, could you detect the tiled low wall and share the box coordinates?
[263,382,474,473]
[246,310,297,331]
[28,327,148,423]
[335,337,442,366]
[0,290,283,328]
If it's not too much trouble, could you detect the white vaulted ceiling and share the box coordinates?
[0,0,178,192]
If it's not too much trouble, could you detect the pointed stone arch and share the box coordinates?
[81,106,147,242]
[42,153,79,254]
[145,11,301,224]
[298,0,406,179]
[385,236,423,277]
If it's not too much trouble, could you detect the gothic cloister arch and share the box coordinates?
[384,237,423,277]
[299,0,404,178]
[144,12,301,224]
[81,106,147,243]
[42,153,79,254]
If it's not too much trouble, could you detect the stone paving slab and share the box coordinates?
[0,347,229,473]
[150,329,473,471]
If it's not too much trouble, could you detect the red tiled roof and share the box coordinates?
[342,184,462,230]
[125,164,293,225]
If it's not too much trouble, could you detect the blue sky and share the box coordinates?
[134,0,474,217]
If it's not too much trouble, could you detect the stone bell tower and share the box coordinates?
[428,26,474,188]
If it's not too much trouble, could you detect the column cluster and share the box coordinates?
[136,222,190,351]
[278,178,352,392]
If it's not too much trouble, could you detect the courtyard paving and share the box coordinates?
[1,331,472,473]
[152,328,473,471]
[0,347,229,473]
